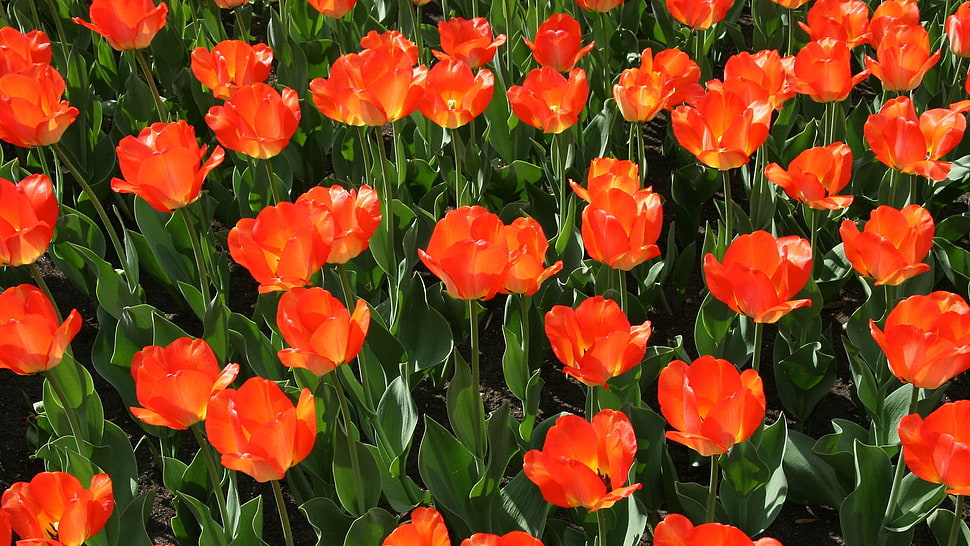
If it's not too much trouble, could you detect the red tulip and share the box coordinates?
[434,17,507,69]
[948,2,970,57]
[191,40,273,100]
[0,64,78,148]
[277,287,370,376]
[665,0,734,30]
[0,174,58,267]
[0,27,51,76]
[129,337,240,430]
[2,472,114,546]
[507,67,589,134]
[381,507,451,546]
[205,83,301,159]
[612,48,702,123]
[360,30,420,65]
[295,184,382,264]
[0,284,82,375]
[764,142,854,210]
[462,531,545,546]
[870,0,920,47]
[523,409,642,511]
[864,96,966,181]
[523,13,595,72]
[865,24,940,92]
[789,38,871,102]
[840,204,933,286]
[724,50,795,109]
[655,514,783,546]
[503,217,563,296]
[307,0,358,18]
[798,0,872,48]
[898,401,970,495]
[72,0,168,51]
[418,59,494,129]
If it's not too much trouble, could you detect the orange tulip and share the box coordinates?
[0,510,8,546]
[214,0,251,7]
[768,0,810,8]
[462,532,545,546]
[2,472,114,546]
[764,142,854,210]
[360,30,419,65]
[206,376,316,482]
[277,287,370,376]
[129,337,240,430]
[523,13,594,72]
[0,27,51,76]
[665,0,734,30]
[865,24,940,92]
[654,514,783,546]
[295,184,382,264]
[503,217,563,295]
[307,0,358,18]
[0,284,82,375]
[544,296,652,387]
[898,401,970,495]
[840,204,933,286]
[703,231,813,324]
[864,96,966,181]
[111,120,225,213]
[724,50,795,109]
[0,174,58,267]
[789,38,871,102]
[507,67,589,134]
[227,201,334,293]
[434,17,507,69]
[658,356,767,456]
[418,59,494,129]
[205,83,301,159]
[870,0,920,47]
[191,40,273,100]
[0,64,78,148]
[870,291,970,389]
[381,507,451,546]
[612,48,702,123]
[798,0,871,48]
[573,157,640,203]
[72,0,168,51]
[947,2,970,57]
[576,0,624,12]
[523,409,642,511]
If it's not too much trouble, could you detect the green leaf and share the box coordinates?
[446,352,486,457]
[783,430,848,507]
[44,355,105,445]
[418,417,478,531]
[927,505,970,546]
[492,472,549,537]
[398,275,454,370]
[342,508,397,546]
[176,492,229,546]
[332,431,384,517]
[229,497,267,546]
[693,293,750,364]
[886,473,946,532]
[301,497,355,546]
[839,441,893,546]
[375,377,418,464]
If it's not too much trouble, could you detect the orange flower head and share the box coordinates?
[654,514,783,546]
[764,142,854,210]
[277,287,370,376]
[579,186,663,271]
[129,337,240,430]
[360,30,419,65]
[0,174,58,267]
[703,231,813,323]
[307,0,358,18]
[0,284,82,375]
[898,401,970,495]
[572,157,640,203]
[214,0,252,7]
[507,67,589,134]
[295,184,382,264]
[205,83,301,159]
[865,24,940,92]
[789,38,870,102]
[0,27,51,76]
[205,376,316,482]
[659,356,767,456]
[523,409,642,510]
[870,0,920,47]
[503,217,563,295]
[840,204,933,286]
[2,472,114,546]
[0,64,78,148]
[948,2,970,57]
[864,96,966,180]
[724,50,795,109]
[434,17,507,69]
[381,507,451,546]
[191,40,273,100]
[612,48,702,122]
[869,291,970,389]
[665,0,734,30]
[72,0,168,51]
[768,0,810,9]
[544,296,652,387]
[227,201,334,293]
[418,59,494,129]
[798,0,872,48]
[523,13,595,72]
[462,532,545,546]
[111,120,225,213]
[576,0,624,12]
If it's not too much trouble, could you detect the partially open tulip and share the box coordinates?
[764,142,854,210]
[865,25,940,92]
[576,0,624,12]
[295,184,382,264]
[360,30,420,64]
[205,83,301,159]
[129,338,240,430]
[665,0,734,30]
[381,507,451,546]
[523,13,594,72]
[191,40,273,100]
[507,67,589,134]
[655,513,783,546]
[768,0,810,9]
[798,0,872,48]
[2,472,114,546]
[111,120,225,213]
[703,231,813,323]
[418,59,494,129]
[864,96,966,181]
[870,291,970,389]
[214,0,251,7]
[503,217,563,295]
[434,17,507,69]
[523,409,642,511]
[898,401,970,495]
[0,27,51,76]
[0,284,82,375]
[0,64,78,148]
[789,38,870,102]
[724,50,795,109]
[573,157,641,203]
[870,0,920,47]
[612,48,702,123]
[206,376,316,482]
[840,204,933,286]
[307,0,358,18]
[0,174,58,267]
[277,287,370,376]
[544,296,652,388]
[948,2,970,57]
[462,532,545,546]
[72,0,168,51]
[658,356,767,456]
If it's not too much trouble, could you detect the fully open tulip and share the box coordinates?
[191,40,273,100]
[206,376,316,482]
[658,356,767,456]
[864,96,966,181]
[0,64,78,148]
[508,67,589,134]
[789,38,870,102]
[462,532,545,546]
[307,0,358,18]
[764,142,854,210]
[799,0,872,48]
[865,25,940,92]
[503,217,563,295]
[612,48,702,123]
[665,0,734,30]
[870,291,970,389]
[948,2,970,57]
[111,120,225,213]
[2,472,114,546]
[724,50,795,109]
[840,204,933,286]
[523,409,642,511]
[0,174,58,267]
[0,27,51,76]
[523,13,594,72]
[655,513,783,546]
[434,17,507,68]
[381,507,450,546]
[72,0,168,51]
[418,59,494,129]
[704,231,813,323]
[296,184,381,264]
[544,296,652,387]
[0,284,82,375]
[129,338,240,430]
[898,401,970,495]
[277,287,370,376]
[205,83,301,160]
[870,0,920,47]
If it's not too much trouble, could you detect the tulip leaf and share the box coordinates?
[673,481,725,524]
[375,376,418,463]
[783,429,849,507]
[69,242,142,320]
[43,354,105,445]
[301,497,355,546]
[228,497,266,546]
[885,473,946,532]
[111,490,155,546]
[502,325,527,400]
[694,293,751,365]
[228,312,285,381]
[720,419,788,535]
[134,198,195,288]
[398,274,454,371]
[89,421,138,506]
[332,432,383,517]
[492,472,549,537]
[446,351,486,457]
[773,339,837,422]
[176,491,230,546]
[418,417,478,531]
[342,508,397,546]
[838,440,897,546]
[927,506,970,546]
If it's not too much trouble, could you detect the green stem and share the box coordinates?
[190,424,231,528]
[884,386,921,528]
[469,299,485,458]
[806,204,818,272]
[42,0,67,45]
[722,169,734,240]
[271,479,295,546]
[263,158,283,204]
[618,268,629,315]
[133,48,169,122]
[636,122,647,183]
[233,6,251,42]
[752,321,764,373]
[824,99,837,144]
[28,263,61,321]
[453,128,466,206]
[329,373,367,515]
[180,206,211,307]
[44,369,86,456]
[375,126,400,329]
[948,495,965,546]
[707,454,720,523]
[337,263,374,410]
[519,294,530,368]
[596,508,608,546]
[909,174,920,207]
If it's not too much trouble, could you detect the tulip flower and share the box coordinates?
[654,513,783,546]
[418,59,494,129]
[503,217,563,296]
[544,296,652,388]
[703,231,813,324]
[573,157,641,203]
[665,0,734,30]
[462,532,545,546]
[191,40,274,100]
[948,2,970,57]
[798,0,872,48]
[214,0,251,7]
[723,50,795,109]
[768,0,809,8]
[111,120,225,213]
[381,507,451,546]
[576,0,624,12]
[870,0,920,47]
[523,13,595,72]
[0,284,82,375]
[129,338,240,430]
[206,376,316,482]
[295,184,382,264]
[360,30,420,65]
[205,83,301,160]
[276,287,370,376]
[0,64,78,148]
[764,142,854,210]
[307,0,358,18]
[0,27,51,76]
[434,17,507,68]
[870,291,970,389]
[0,174,58,267]
[72,0,168,51]
[523,409,642,511]
[898,401,970,495]
[865,25,940,92]
[2,472,114,546]
[658,356,767,456]
[864,96,966,181]
[612,48,702,123]
[840,205,933,286]
[507,67,589,134]
[789,38,871,102]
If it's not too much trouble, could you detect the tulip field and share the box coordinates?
[5,0,970,543]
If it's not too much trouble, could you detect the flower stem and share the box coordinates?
[909,174,920,207]
[330,373,367,515]
[752,321,764,373]
[133,48,169,122]
[636,122,647,183]
[44,369,86,456]
[596,508,608,546]
[722,169,734,240]
[41,0,67,47]
[337,263,374,411]
[883,386,921,529]
[233,6,251,42]
[28,263,61,321]
[263,158,283,204]
[618,268,629,315]
[271,479,295,546]
[948,495,966,546]
[453,128,467,206]
[180,206,211,307]
[190,424,230,529]
[375,126,400,329]
[707,454,721,523]
[469,299,485,458]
